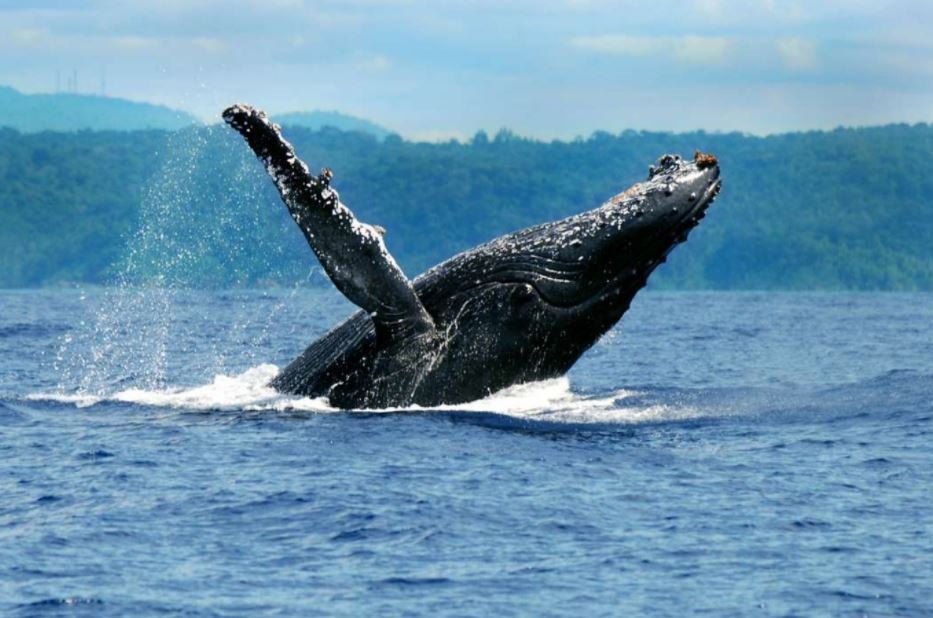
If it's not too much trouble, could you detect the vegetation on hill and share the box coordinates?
[1,122,932,289]
[273,111,394,140]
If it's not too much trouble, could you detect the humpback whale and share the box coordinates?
[223,104,721,409]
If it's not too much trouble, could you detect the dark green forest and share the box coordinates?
[1,122,932,289]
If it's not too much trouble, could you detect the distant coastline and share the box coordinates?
[1,120,931,290]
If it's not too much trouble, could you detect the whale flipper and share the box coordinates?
[222,104,435,343]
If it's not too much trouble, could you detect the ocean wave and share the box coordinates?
[27,363,703,425]
[30,364,931,428]
[29,364,327,412]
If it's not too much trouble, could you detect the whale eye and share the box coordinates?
[513,283,536,305]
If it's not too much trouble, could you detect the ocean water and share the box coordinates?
[1,289,932,616]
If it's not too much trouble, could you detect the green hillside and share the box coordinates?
[0,86,198,132]
[273,111,393,140]
[1,123,931,289]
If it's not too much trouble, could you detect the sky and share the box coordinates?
[1,0,931,140]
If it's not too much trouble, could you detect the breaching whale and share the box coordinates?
[223,104,721,409]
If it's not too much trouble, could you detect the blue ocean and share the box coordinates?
[1,288,931,615]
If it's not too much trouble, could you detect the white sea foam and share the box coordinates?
[26,391,107,409]
[30,364,329,412]
[30,363,701,424]
[435,377,702,424]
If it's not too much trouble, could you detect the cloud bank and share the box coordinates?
[0,0,930,138]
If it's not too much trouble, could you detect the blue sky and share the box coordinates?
[1,0,931,139]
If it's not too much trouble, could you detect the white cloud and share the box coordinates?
[571,34,731,65]
[673,35,729,64]
[571,34,656,56]
[192,36,225,53]
[777,37,817,71]
[111,35,159,51]
[356,54,391,71]
[693,0,726,18]
[1,0,932,134]
[11,27,46,43]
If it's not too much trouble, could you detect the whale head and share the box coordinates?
[414,152,721,396]
[529,152,721,324]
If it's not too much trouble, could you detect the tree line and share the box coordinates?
[1,122,932,289]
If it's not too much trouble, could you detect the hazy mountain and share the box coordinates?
[273,110,393,140]
[0,85,198,132]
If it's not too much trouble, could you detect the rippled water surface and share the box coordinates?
[2,289,932,616]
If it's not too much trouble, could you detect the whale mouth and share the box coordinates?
[683,172,721,227]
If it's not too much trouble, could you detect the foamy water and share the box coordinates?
[30,363,700,424]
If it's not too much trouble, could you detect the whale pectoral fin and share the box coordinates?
[223,104,435,343]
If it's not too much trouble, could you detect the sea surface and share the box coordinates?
[1,289,932,616]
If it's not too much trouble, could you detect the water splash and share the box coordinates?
[53,126,313,397]
[35,363,703,425]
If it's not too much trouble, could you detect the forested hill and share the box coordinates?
[273,111,393,140]
[1,123,932,289]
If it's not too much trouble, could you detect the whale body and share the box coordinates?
[223,105,721,409]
